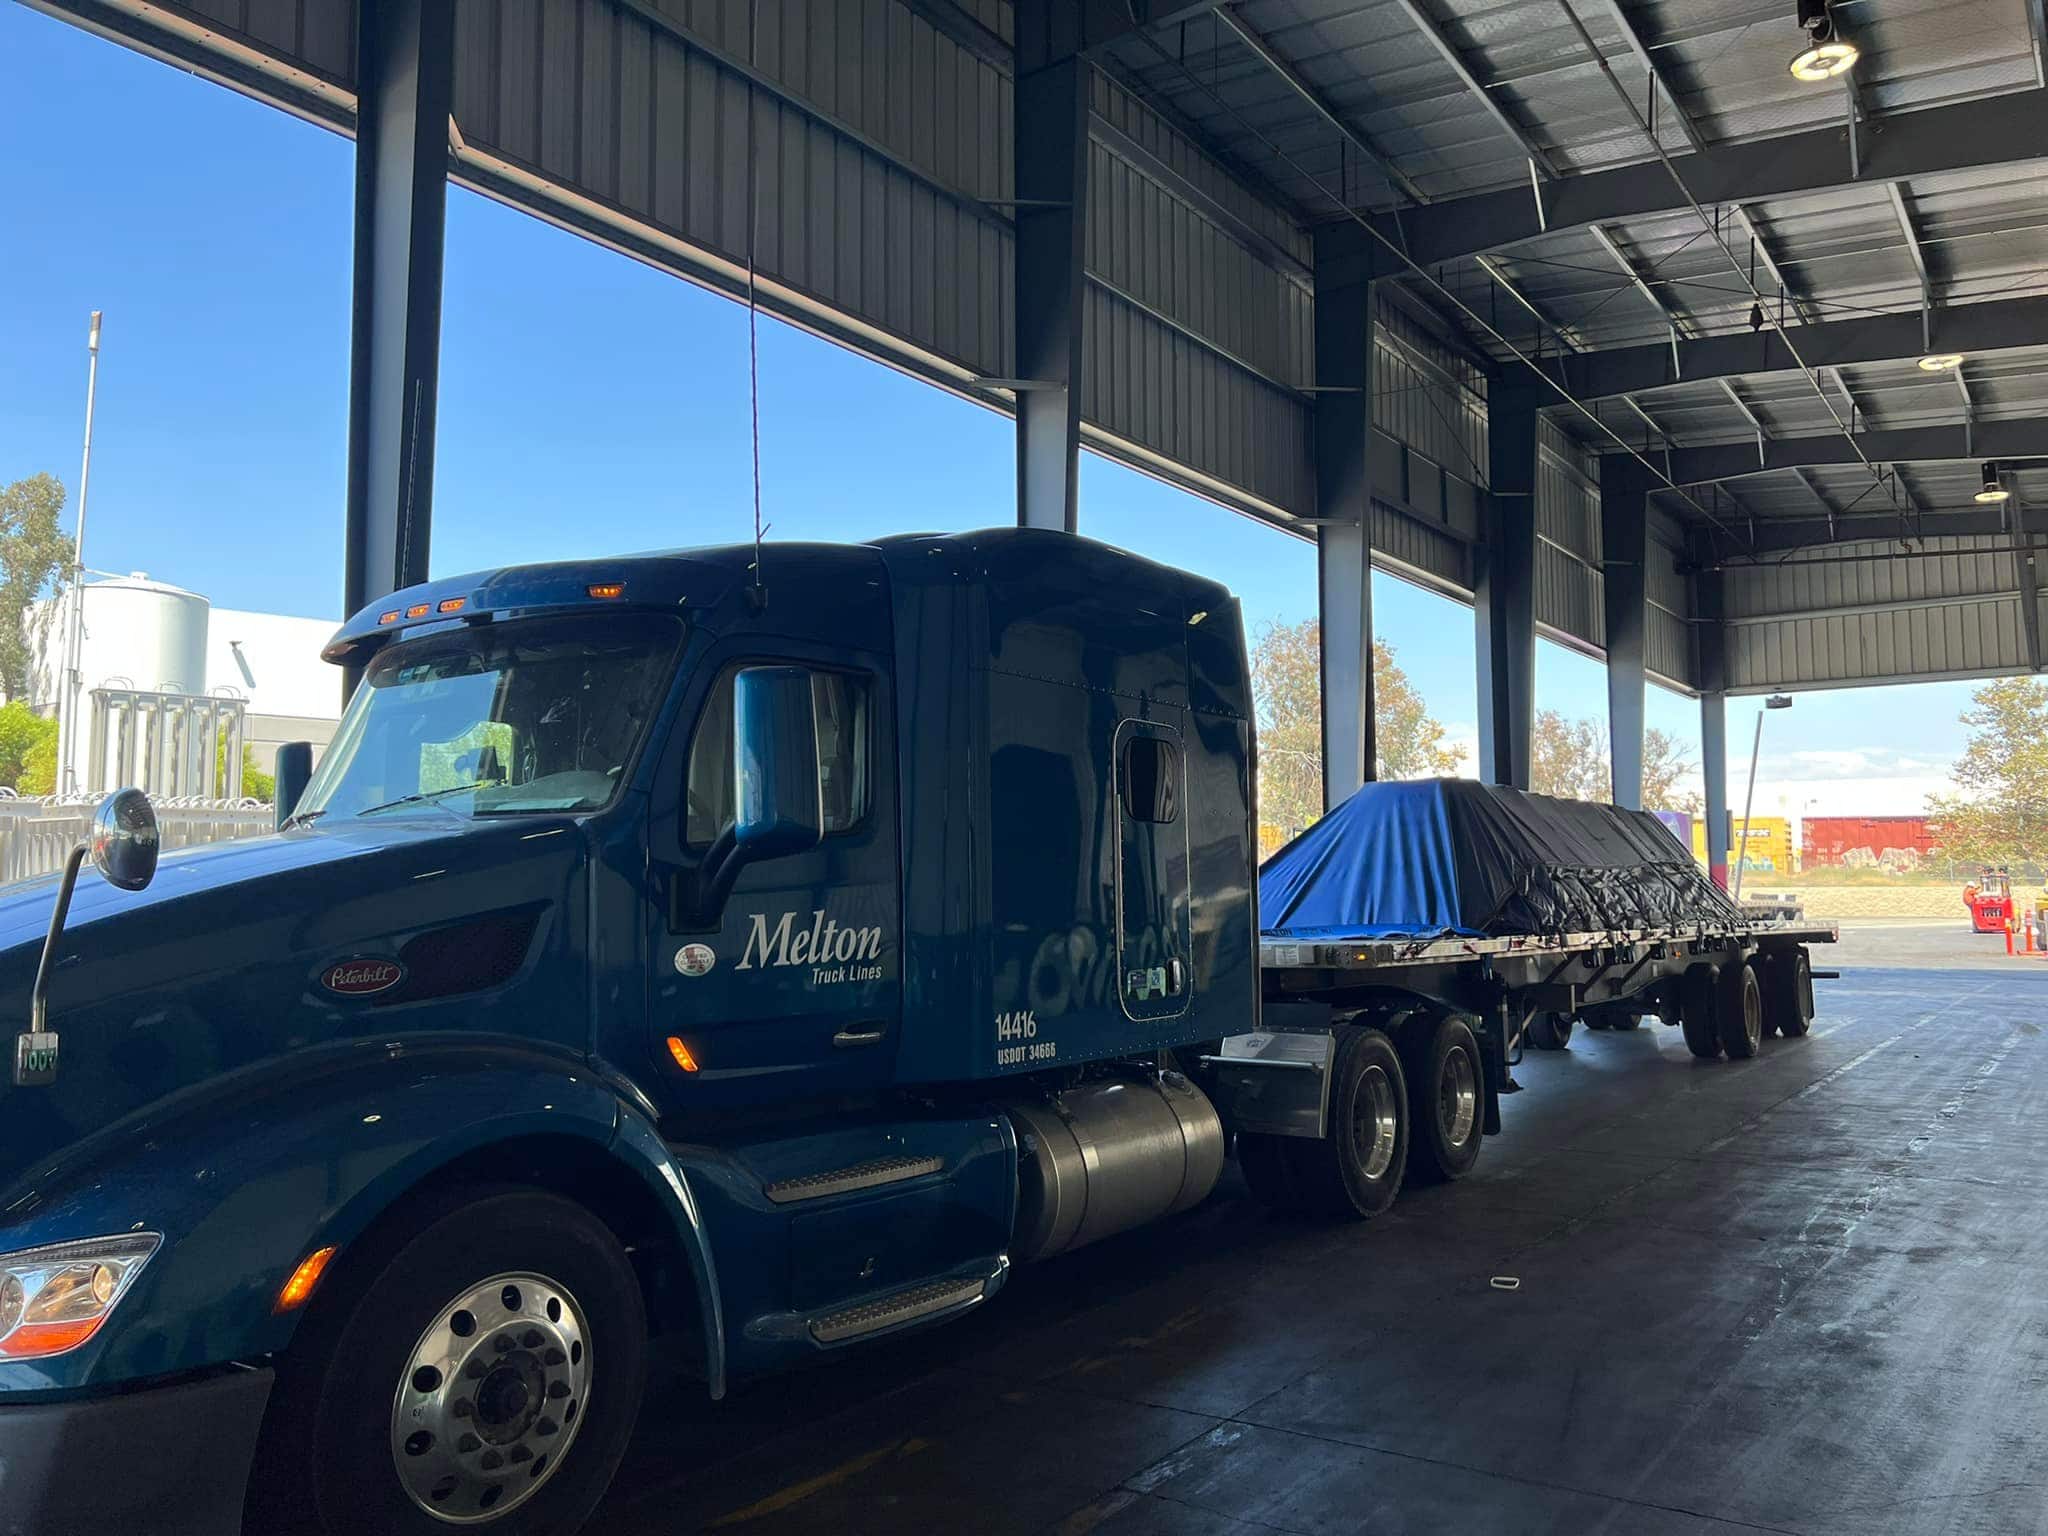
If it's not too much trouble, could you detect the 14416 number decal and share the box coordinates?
[994,1009,1056,1067]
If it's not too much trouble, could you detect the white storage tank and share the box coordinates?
[59,574,211,791]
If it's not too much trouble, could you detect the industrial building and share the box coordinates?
[3,1,2047,1533]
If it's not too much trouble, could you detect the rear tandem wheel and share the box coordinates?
[1239,1025,1410,1219]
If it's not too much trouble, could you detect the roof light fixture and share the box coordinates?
[1976,463,2011,504]
[1789,0,1859,82]
[1917,354,1965,373]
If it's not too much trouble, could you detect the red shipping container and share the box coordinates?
[1802,815,1935,871]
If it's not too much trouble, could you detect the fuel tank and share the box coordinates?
[1003,1073,1224,1262]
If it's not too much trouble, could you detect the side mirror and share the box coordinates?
[90,787,159,893]
[274,741,314,829]
[732,666,823,862]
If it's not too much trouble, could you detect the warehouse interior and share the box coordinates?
[16,0,2048,1530]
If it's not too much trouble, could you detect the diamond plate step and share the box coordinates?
[762,1154,944,1205]
[809,1275,989,1344]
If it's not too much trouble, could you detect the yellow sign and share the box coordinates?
[1693,816,1794,874]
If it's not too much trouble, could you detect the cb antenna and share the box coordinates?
[743,0,767,611]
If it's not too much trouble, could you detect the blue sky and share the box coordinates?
[0,1,1973,811]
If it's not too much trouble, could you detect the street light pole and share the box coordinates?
[1733,693,1793,900]
[56,311,102,799]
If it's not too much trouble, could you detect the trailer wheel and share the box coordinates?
[1679,966,1722,1060]
[247,1186,647,1536]
[1764,949,1815,1038]
[1276,1026,1408,1219]
[1581,1004,1642,1032]
[1526,1012,1574,1050]
[1716,963,1764,1060]
[1405,1014,1484,1183]
[1606,1011,1643,1031]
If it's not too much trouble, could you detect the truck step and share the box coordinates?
[809,1274,989,1344]
[763,1154,944,1205]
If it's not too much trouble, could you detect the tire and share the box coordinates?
[1583,1012,1612,1030]
[248,1186,648,1536]
[1679,966,1722,1060]
[1581,1004,1642,1032]
[1606,1011,1643,1031]
[1764,949,1815,1039]
[1280,1026,1409,1219]
[1526,1012,1574,1051]
[1717,963,1764,1060]
[1404,1014,1485,1183]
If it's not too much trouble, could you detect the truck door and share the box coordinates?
[646,647,901,1106]
[1114,717,1193,1029]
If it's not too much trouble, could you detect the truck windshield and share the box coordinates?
[295,612,683,821]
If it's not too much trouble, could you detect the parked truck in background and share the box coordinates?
[0,531,1830,1536]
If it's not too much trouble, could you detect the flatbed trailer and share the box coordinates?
[1201,919,1838,1199]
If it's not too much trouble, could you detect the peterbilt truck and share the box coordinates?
[0,530,1828,1535]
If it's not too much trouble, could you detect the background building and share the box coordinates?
[28,574,340,795]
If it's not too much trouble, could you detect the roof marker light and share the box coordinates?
[587,583,626,600]
[665,1036,701,1072]
[379,610,401,625]
[405,603,431,619]
[276,1245,338,1312]
[437,597,466,614]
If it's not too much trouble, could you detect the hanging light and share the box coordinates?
[1917,353,1965,373]
[1790,0,1859,81]
[1976,462,2011,504]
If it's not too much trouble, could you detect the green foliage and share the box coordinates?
[0,474,76,702]
[214,726,276,803]
[1927,677,2048,867]
[1530,709,1702,812]
[0,699,55,790]
[19,729,55,797]
[1249,617,1463,839]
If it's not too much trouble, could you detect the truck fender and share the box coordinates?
[0,1035,723,1401]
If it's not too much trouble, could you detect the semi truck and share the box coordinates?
[0,531,1832,1536]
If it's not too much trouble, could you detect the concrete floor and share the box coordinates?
[599,925,2048,1535]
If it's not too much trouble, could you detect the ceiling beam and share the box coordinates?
[1520,294,2048,402]
[1210,4,1427,205]
[1353,87,2048,267]
[1381,0,1558,178]
[1712,504,2032,554]
[1589,0,1704,153]
[1587,222,1693,335]
[1629,419,2048,484]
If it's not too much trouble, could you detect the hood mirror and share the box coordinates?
[91,787,159,892]
[13,789,158,1087]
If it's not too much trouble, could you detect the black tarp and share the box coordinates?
[1260,778,1746,940]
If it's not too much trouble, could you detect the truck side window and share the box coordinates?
[1120,735,1181,824]
[686,666,871,846]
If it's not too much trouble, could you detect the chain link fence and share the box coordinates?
[0,794,274,889]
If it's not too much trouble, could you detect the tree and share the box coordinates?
[214,725,276,803]
[1927,677,2048,868]
[1248,617,1463,839]
[1530,712,1701,811]
[0,700,56,791]
[0,474,76,702]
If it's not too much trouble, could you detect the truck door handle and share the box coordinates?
[1168,957,1187,995]
[832,1026,887,1049]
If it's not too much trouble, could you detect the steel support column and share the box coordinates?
[1313,231,1379,808]
[1695,543,1731,888]
[1476,380,1538,789]
[1013,21,1088,533]
[1602,456,1650,809]
[343,0,453,679]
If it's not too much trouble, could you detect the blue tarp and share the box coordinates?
[1260,778,1744,941]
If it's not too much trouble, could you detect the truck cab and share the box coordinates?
[0,529,1267,1536]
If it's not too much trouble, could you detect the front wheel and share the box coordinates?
[248,1187,648,1535]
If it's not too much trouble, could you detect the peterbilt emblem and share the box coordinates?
[319,958,406,997]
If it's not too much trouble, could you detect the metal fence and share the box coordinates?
[0,795,274,889]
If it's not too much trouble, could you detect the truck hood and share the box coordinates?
[0,814,595,1210]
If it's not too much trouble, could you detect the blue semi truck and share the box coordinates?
[0,530,1830,1535]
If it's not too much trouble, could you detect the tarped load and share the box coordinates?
[1260,779,1747,940]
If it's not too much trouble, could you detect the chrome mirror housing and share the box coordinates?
[90,787,159,893]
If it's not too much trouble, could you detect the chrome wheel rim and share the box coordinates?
[1350,1064,1400,1181]
[1438,1048,1478,1147]
[390,1271,591,1524]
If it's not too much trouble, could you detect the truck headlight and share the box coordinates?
[0,1233,161,1360]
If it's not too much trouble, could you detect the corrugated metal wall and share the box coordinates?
[1534,418,1603,653]
[1645,508,1694,689]
[1724,535,2034,687]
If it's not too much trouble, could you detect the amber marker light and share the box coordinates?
[437,597,467,613]
[379,610,401,624]
[276,1246,338,1312]
[587,583,626,599]
[665,1036,701,1072]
